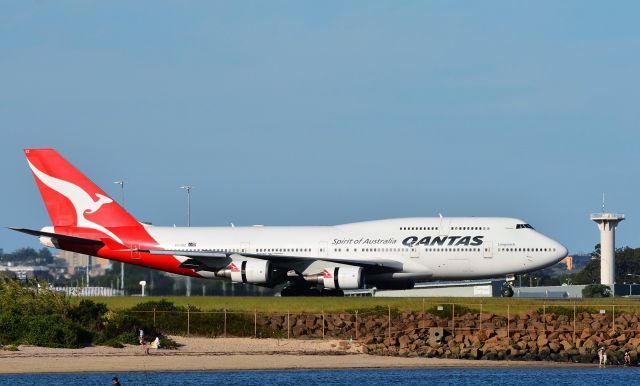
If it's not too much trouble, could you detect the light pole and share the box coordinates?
[180,185,194,296]
[86,255,90,287]
[114,180,126,293]
[180,185,193,227]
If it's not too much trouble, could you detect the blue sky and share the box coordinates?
[1,1,638,254]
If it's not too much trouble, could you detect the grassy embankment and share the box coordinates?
[87,295,640,315]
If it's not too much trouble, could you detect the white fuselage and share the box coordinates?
[144,217,567,281]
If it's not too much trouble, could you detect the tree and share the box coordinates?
[37,248,54,264]
[573,246,640,285]
[614,247,640,283]
[591,243,601,260]
[582,284,611,298]
[573,259,599,284]
[1,247,53,265]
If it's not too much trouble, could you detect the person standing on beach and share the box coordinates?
[139,329,145,345]
[598,347,604,367]
[598,347,606,367]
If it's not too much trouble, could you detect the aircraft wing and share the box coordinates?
[142,248,403,273]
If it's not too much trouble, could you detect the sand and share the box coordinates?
[0,337,588,374]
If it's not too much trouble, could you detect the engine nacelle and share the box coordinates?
[321,266,364,290]
[217,259,271,284]
[38,236,57,249]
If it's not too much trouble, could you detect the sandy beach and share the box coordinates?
[0,337,590,374]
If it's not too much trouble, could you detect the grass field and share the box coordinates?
[85,296,640,315]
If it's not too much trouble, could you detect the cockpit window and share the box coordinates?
[516,224,534,229]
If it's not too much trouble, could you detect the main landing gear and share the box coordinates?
[501,274,515,297]
[280,284,344,297]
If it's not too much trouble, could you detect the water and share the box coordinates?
[1,368,639,386]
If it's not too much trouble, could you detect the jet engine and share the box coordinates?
[38,236,57,249]
[216,258,271,284]
[313,266,364,290]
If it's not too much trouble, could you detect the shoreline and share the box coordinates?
[0,337,593,374]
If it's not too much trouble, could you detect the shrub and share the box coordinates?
[22,314,90,348]
[582,284,612,298]
[97,312,142,346]
[159,337,179,349]
[0,312,23,344]
[95,332,136,348]
[0,279,69,316]
[69,299,108,331]
[130,299,181,312]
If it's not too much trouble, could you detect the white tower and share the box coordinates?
[591,212,625,287]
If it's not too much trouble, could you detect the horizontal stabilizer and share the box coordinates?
[8,227,104,246]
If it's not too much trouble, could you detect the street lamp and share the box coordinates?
[180,185,194,296]
[114,180,126,293]
[179,185,193,227]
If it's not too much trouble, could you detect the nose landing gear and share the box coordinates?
[501,274,515,297]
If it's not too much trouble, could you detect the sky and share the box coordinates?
[1,1,639,254]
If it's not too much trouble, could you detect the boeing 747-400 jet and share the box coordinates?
[12,149,567,296]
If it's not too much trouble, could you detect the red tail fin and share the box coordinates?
[24,149,139,243]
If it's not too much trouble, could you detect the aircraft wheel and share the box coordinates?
[320,289,345,297]
[501,284,514,298]
[281,286,321,297]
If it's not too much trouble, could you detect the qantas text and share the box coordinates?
[402,235,484,247]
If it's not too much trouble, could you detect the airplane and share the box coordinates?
[11,149,568,297]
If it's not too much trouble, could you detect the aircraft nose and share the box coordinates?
[555,242,568,261]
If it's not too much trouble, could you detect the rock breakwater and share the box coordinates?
[256,309,640,364]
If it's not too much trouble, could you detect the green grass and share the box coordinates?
[85,296,640,315]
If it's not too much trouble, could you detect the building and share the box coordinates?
[0,265,50,280]
[57,250,112,277]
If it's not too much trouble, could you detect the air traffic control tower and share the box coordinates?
[591,212,625,287]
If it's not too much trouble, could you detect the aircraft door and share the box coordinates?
[319,241,328,258]
[410,246,419,259]
[483,241,493,258]
[131,244,141,260]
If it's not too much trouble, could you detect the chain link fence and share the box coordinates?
[128,301,640,342]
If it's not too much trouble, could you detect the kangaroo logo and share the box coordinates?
[27,161,124,244]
